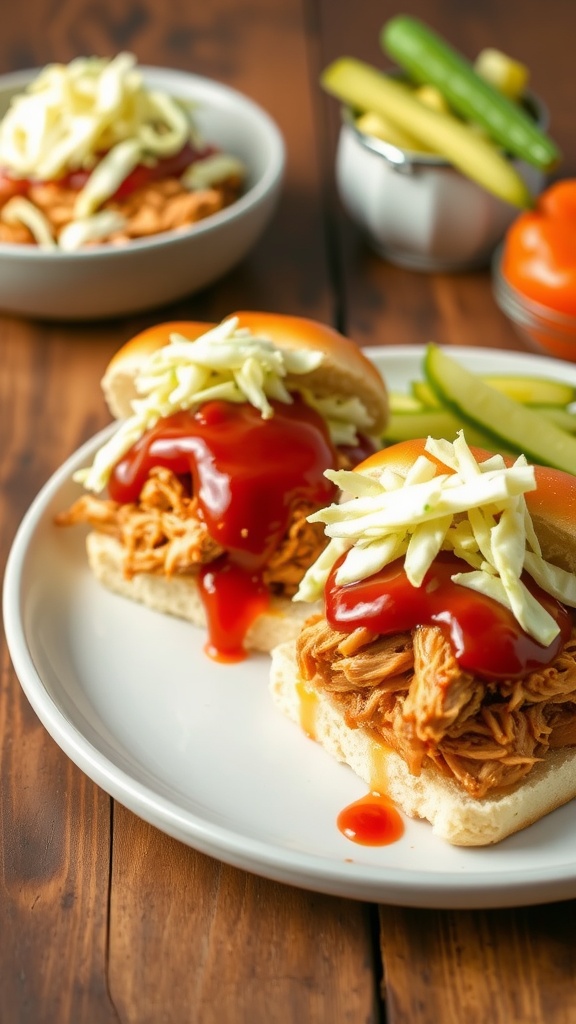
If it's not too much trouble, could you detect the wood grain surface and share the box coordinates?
[1,2,575,1022]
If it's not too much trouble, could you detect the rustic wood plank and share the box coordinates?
[0,684,119,1024]
[379,903,576,1024]
[108,807,379,1024]
[0,318,122,1022]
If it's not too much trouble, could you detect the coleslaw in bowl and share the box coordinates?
[0,61,285,319]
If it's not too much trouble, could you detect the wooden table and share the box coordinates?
[2,2,575,1021]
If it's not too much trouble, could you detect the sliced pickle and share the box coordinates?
[424,344,576,473]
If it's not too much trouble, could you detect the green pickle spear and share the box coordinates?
[381,16,560,170]
[424,344,576,475]
[321,57,533,208]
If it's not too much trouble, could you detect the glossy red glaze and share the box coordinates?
[106,142,214,200]
[325,552,571,680]
[337,792,404,846]
[199,557,270,663]
[109,398,338,659]
[109,398,336,564]
[0,173,28,203]
[0,141,213,201]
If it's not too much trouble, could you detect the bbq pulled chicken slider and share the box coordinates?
[270,434,576,844]
[56,312,388,661]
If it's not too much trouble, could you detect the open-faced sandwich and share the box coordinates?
[56,312,388,661]
[270,433,576,845]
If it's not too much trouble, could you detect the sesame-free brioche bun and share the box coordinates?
[358,438,576,576]
[101,312,388,433]
[270,640,576,846]
[86,532,320,654]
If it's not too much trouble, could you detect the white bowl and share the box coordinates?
[0,66,285,319]
[335,99,546,273]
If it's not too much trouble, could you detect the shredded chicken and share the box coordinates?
[56,466,326,593]
[263,505,327,597]
[296,616,576,799]
[56,468,223,577]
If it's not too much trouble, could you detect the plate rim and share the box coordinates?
[4,344,576,909]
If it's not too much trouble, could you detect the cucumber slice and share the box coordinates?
[539,406,576,433]
[411,380,442,407]
[412,374,574,407]
[482,375,576,406]
[424,344,576,474]
[389,391,425,413]
[382,409,507,450]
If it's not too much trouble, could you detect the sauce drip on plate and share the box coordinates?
[337,792,404,846]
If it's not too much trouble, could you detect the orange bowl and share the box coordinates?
[492,247,576,362]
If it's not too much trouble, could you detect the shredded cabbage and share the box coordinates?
[299,389,373,447]
[0,53,246,245]
[295,432,576,647]
[1,197,57,248]
[181,153,246,191]
[0,54,192,185]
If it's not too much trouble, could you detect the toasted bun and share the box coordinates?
[86,532,320,654]
[270,640,576,846]
[101,312,388,433]
[358,438,576,576]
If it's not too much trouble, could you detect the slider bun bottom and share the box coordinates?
[86,532,319,654]
[270,641,576,846]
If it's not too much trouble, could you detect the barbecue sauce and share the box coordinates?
[108,398,338,661]
[0,142,213,202]
[325,551,571,681]
[337,792,404,846]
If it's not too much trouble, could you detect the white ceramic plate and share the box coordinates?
[4,345,576,909]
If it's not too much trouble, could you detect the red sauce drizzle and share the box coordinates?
[337,792,404,846]
[0,141,214,202]
[199,558,270,663]
[326,551,572,680]
[108,398,338,661]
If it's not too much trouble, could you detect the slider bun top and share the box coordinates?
[358,438,576,576]
[101,312,388,434]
